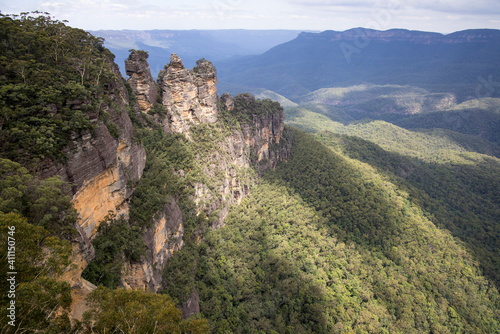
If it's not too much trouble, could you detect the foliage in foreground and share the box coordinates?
[81,287,208,334]
[0,213,73,333]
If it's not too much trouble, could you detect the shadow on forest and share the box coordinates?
[289,129,500,287]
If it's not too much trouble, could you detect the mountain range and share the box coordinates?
[216,28,500,101]
[1,13,499,333]
[91,29,306,78]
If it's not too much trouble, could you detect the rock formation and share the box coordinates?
[121,53,290,294]
[225,93,290,169]
[158,54,218,134]
[41,61,147,320]
[44,50,289,319]
[125,50,158,113]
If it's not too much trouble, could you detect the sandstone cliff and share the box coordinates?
[41,60,147,320]
[157,54,218,134]
[120,53,290,295]
[125,50,158,113]
[46,50,289,320]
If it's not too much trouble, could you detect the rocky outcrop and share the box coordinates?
[42,61,147,321]
[181,288,200,318]
[122,198,185,291]
[59,243,96,321]
[42,62,146,240]
[223,93,290,170]
[117,51,290,313]
[158,54,218,133]
[125,50,158,113]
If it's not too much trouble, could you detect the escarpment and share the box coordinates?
[117,53,290,295]
[43,62,146,241]
[44,50,289,319]
[40,60,147,319]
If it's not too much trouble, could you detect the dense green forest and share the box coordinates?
[188,128,500,333]
[0,12,121,168]
[285,101,500,287]
[1,11,500,334]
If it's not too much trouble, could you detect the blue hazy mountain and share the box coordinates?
[216,28,500,101]
[91,29,307,78]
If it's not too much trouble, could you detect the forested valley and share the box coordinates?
[0,12,499,334]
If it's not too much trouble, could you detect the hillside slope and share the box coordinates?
[1,12,499,334]
[191,128,500,333]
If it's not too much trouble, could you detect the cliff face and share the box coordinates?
[121,197,184,292]
[43,63,146,241]
[120,53,290,293]
[222,93,289,169]
[158,54,218,134]
[125,50,158,113]
[49,50,288,318]
[41,61,147,319]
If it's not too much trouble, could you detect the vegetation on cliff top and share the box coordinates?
[0,12,119,167]
[1,11,500,334]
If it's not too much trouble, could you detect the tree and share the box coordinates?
[0,158,78,239]
[0,212,73,333]
[81,287,208,334]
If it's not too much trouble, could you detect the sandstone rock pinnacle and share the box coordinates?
[158,54,218,133]
[125,50,158,113]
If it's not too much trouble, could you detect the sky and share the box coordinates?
[1,0,500,33]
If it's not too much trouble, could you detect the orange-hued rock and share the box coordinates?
[58,243,96,321]
[53,52,290,321]
[72,166,126,238]
[119,197,185,292]
[40,60,146,321]
[158,54,218,133]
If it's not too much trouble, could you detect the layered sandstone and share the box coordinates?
[222,93,290,170]
[106,52,290,313]
[42,61,147,320]
[125,50,158,113]
[121,198,185,291]
[158,54,218,133]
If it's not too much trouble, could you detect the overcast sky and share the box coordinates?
[1,0,500,33]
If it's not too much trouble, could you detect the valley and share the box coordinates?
[0,12,499,333]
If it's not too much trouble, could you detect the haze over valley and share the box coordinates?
[1,3,500,333]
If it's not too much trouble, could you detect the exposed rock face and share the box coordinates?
[110,51,290,315]
[42,62,146,240]
[158,54,218,133]
[122,198,185,291]
[41,61,147,321]
[226,93,290,170]
[125,50,158,113]
[181,288,200,318]
[221,92,235,111]
[59,243,96,321]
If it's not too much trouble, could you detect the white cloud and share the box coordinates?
[289,0,500,15]
[2,0,500,31]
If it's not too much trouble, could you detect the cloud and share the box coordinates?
[288,0,500,15]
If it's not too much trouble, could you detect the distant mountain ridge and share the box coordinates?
[216,28,500,101]
[297,28,500,44]
[91,29,307,77]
